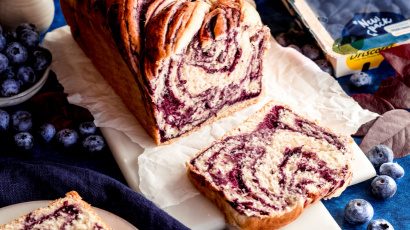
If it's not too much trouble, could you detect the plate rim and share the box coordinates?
[0,200,137,230]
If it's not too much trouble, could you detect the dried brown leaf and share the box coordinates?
[360,110,410,158]
[375,77,410,109]
[351,94,394,136]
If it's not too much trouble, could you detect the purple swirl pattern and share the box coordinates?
[143,0,270,142]
[190,105,352,217]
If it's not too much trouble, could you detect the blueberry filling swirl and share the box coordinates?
[143,0,270,142]
[190,106,351,217]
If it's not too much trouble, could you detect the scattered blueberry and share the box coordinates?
[3,31,16,43]
[288,44,301,52]
[18,29,39,48]
[5,42,28,64]
[379,163,404,180]
[371,175,397,199]
[375,0,393,9]
[367,145,394,169]
[17,66,36,86]
[16,23,36,36]
[1,67,15,80]
[57,128,79,147]
[302,44,320,60]
[314,59,333,75]
[0,109,10,131]
[344,199,374,225]
[1,79,20,97]
[350,72,372,87]
[275,33,289,47]
[39,123,56,143]
[367,219,394,230]
[79,121,97,135]
[14,132,34,150]
[12,111,32,132]
[31,47,52,72]
[83,135,105,152]
[0,53,9,73]
[0,34,6,51]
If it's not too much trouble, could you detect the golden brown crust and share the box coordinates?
[60,0,161,144]
[60,0,269,145]
[187,166,303,230]
[187,101,353,229]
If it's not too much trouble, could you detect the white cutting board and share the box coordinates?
[101,127,376,230]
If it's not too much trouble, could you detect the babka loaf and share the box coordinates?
[0,191,111,230]
[188,101,353,229]
[60,0,270,144]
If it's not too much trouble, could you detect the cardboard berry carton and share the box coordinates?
[281,0,410,77]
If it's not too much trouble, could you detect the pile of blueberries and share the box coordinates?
[344,145,404,230]
[0,23,52,97]
[274,29,334,76]
[0,109,105,152]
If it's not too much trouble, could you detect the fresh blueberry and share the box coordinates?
[18,29,39,48]
[379,163,404,180]
[322,2,337,15]
[344,199,374,225]
[5,42,28,64]
[350,72,372,87]
[301,44,321,60]
[83,135,105,152]
[367,145,394,169]
[0,109,10,131]
[375,0,393,9]
[387,4,401,14]
[316,10,329,24]
[14,132,34,150]
[0,34,6,51]
[79,121,97,135]
[31,47,52,72]
[371,175,397,199]
[367,219,394,230]
[17,66,36,86]
[1,79,20,97]
[314,59,334,75]
[326,24,344,39]
[16,23,36,35]
[57,128,79,147]
[12,111,32,132]
[275,33,289,47]
[39,123,56,143]
[1,67,15,80]
[288,44,301,52]
[4,31,16,43]
[0,53,9,74]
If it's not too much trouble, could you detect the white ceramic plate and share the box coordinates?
[0,67,50,107]
[102,127,376,230]
[0,200,137,230]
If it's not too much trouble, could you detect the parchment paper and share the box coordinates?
[43,26,378,208]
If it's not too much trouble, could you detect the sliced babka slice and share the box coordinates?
[188,101,353,229]
[0,191,111,230]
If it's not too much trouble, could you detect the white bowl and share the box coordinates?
[0,67,50,107]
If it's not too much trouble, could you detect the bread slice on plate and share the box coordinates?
[0,191,111,230]
[188,101,353,229]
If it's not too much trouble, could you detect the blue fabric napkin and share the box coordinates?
[0,159,189,230]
